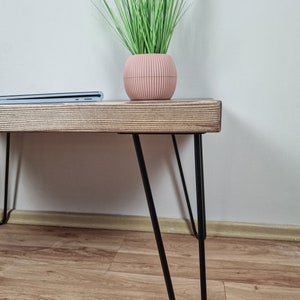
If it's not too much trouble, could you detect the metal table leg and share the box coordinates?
[194,134,207,300]
[133,133,208,299]
[132,134,175,299]
[1,132,10,225]
[172,134,207,299]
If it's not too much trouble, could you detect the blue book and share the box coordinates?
[0,91,104,104]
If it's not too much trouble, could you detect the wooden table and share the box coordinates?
[0,99,222,300]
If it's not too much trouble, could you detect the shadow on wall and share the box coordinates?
[5,132,194,218]
[204,107,300,225]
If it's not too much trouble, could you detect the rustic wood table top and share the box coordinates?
[0,99,222,133]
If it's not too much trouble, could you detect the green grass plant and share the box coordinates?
[98,0,188,54]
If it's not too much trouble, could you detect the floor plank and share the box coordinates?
[225,282,300,300]
[0,224,299,299]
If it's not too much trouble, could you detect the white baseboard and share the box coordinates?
[6,210,300,241]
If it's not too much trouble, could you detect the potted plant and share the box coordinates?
[97,0,188,100]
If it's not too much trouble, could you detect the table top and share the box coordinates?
[0,99,222,133]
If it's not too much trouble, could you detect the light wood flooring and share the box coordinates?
[0,224,299,299]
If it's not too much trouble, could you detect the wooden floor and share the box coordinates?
[0,224,299,299]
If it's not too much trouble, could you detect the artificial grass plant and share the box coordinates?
[98,0,188,54]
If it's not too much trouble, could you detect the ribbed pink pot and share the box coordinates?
[123,54,177,100]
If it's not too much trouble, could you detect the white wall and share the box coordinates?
[0,0,299,225]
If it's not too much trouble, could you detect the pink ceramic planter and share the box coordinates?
[123,54,177,100]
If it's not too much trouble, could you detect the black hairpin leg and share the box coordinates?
[194,134,207,300]
[133,133,207,299]
[172,134,207,299]
[1,132,10,225]
[132,134,175,300]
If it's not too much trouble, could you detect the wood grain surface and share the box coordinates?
[0,224,299,299]
[0,99,221,133]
